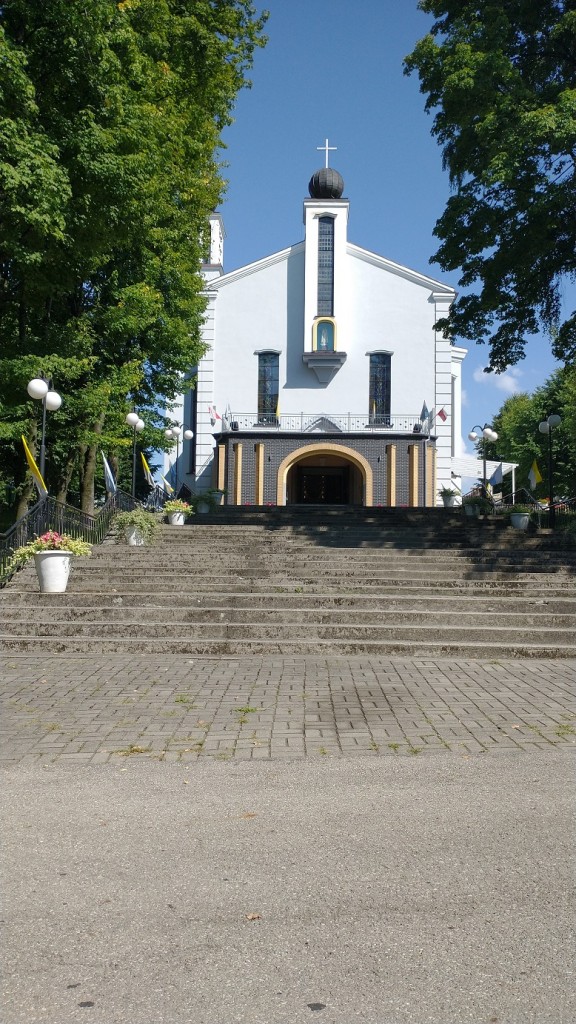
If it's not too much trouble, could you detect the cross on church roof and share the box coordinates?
[317,138,337,168]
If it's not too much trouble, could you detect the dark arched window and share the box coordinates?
[258,352,279,423]
[317,216,334,316]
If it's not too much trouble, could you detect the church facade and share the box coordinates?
[168,162,466,507]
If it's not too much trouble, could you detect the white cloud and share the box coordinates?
[472,364,523,394]
[461,388,468,407]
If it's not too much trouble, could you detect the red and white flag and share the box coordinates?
[436,407,447,422]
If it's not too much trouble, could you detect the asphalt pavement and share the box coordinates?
[1,655,575,1024]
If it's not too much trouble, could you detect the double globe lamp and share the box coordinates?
[164,424,194,495]
[467,424,499,496]
[538,413,562,528]
[125,411,145,498]
[27,376,63,479]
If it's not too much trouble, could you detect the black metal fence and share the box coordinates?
[0,490,137,586]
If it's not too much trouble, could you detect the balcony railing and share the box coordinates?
[223,413,429,434]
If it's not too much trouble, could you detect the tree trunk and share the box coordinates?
[80,413,106,513]
[81,444,97,514]
[15,481,34,521]
[55,453,77,505]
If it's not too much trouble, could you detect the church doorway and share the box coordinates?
[285,453,363,505]
[295,465,349,504]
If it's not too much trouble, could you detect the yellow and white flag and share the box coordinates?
[22,436,47,496]
[528,460,542,489]
[141,452,155,488]
[160,474,174,495]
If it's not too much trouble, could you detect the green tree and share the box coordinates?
[491,367,576,495]
[0,1,267,516]
[405,1,576,371]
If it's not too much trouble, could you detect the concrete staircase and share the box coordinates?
[1,508,575,657]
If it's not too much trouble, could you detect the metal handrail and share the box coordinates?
[0,490,137,586]
[223,412,429,433]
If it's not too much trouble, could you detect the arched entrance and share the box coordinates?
[277,444,373,506]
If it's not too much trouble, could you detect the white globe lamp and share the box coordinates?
[27,378,49,400]
[44,390,62,412]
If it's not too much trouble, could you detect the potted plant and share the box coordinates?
[462,494,492,517]
[164,498,192,526]
[191,488,225,514]
[438,485,459,508]
[508,504,533,531]
[11,530,92,593]
[114,509,159,546]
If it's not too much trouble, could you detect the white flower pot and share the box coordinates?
[168,512,185,526]
[441,495,457,508]
[510,513,530,530]
[34,551,72,593]
[125,526,145,546]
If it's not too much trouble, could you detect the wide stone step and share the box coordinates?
[3,616,575,648]
[3,590,574,613]
[2,605,572,628]
[1,635,573,659]
[39,557,576,579]
[8,577,574,598]
[88,550,576,570]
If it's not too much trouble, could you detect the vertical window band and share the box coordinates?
[317,216,334,316]
[258,352,279,423]
[369,354,391,424]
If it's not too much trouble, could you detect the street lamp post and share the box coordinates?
[165,423,194,498]
[538,413,562,529]
[468,423,498,497]
[125,411,145,498]
[27,376,62,480]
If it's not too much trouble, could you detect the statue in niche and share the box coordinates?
[317,321,334,351]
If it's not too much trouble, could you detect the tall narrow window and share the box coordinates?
[317,216,334,315]
[369,354,391,424]
[258,352,279,423]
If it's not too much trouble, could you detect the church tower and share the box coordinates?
[302,160,349,383]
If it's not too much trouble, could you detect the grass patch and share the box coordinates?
[555,723,576,738]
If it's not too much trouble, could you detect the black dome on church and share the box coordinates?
[308,167,345,199]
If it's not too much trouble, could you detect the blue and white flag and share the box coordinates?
[101,452,117,494]
[489,462,503,487]
[420,401,430,423]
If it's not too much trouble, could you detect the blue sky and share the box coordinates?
[217,0,568,449]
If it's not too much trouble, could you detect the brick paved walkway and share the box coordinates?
[1,654,575,764]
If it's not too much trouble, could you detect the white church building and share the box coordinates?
[166,156,467,507]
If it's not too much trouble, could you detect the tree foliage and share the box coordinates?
[0,0,267,515]
[490,366,576,495]
[405,1,576,371]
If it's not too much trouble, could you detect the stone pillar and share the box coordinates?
[426,445,435,507]
[217,445,226,496]
[408,445,419,506]
[254,443,264,505]
[233,443,242,505]
[386,444,396,507]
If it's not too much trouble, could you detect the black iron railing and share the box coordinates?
[0,490,137,586]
